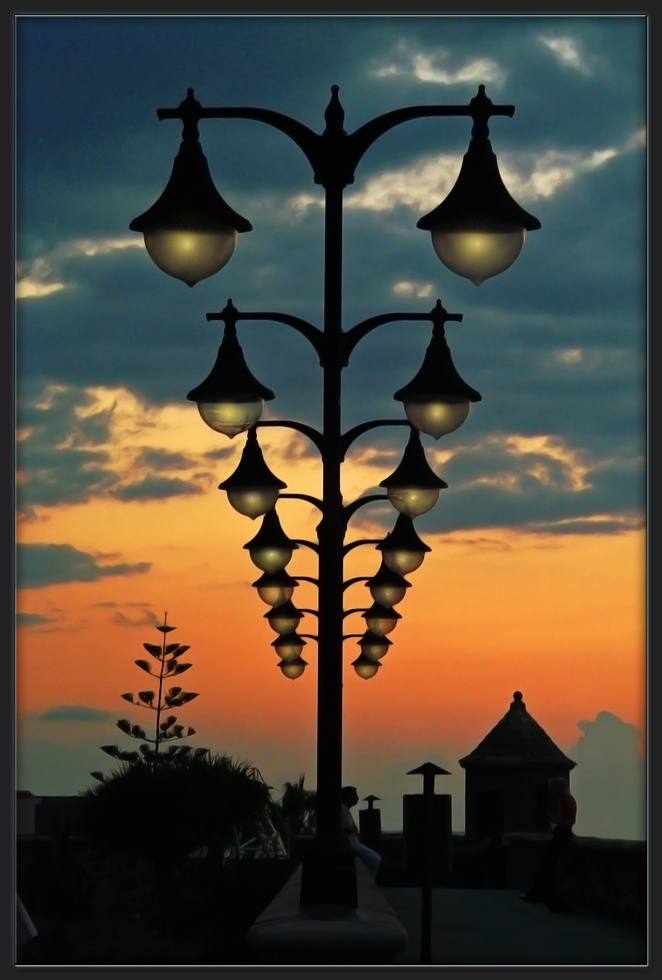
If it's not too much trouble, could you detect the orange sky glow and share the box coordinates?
[17,394,645,726]
[16,388,645,832]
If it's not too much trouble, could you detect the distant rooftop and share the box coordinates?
[458,691,577,769]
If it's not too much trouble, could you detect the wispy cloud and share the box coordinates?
[111,608,161,628]
[111,475,207,502]
[336,138,631,215]
[16,236,143,300]
[17,542,151,590]
[537,34,596,76]
[370,40,507,87]
[16,611,58,628]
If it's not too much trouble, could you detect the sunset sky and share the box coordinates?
[15,14,646,837]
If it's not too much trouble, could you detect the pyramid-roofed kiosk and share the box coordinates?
[458,691,576,839]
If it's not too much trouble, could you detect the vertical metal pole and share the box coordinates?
[314,179,345,853]
[420,805,433,963]
[421,771,434,963]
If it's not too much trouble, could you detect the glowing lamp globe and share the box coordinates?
[403,397,471,440]
[265,599,303,636]
[143,217,238,286]
[198,398,265,438]
[362,602,401,637]
[352,654,381,680]
[278,656,307,680]
[430,223,526,286]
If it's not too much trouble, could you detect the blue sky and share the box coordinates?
[15,15,647,836]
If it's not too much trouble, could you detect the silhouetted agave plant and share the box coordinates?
[94,612,208,778]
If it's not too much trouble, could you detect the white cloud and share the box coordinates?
[371,40,507,87]
[16,279,66,299]
[288,192,324,214]
[345,153,463,213]
[537,34,596,76]
[498,146,618,201]
[16,236,143,300]
[627,127,646,149]
[392,280,434,299]
[558,347,584,364]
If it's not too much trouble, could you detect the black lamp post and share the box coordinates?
[130,83,539,903]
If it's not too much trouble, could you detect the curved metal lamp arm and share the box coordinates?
[295,575,319,587]
[345,94,515,173]
[206,305,324,361]
[342,312,432,363]
[342,608,368,619]
[279,492,324,512]
[342,494,389,524]
[299,634,319,642]
[342,303,464,364]
[157,91,323,180]
[292,539,320,554]
[158,85,515,195]
[342,576,370,592]
[299,608,320,618]
[343,539,382,556]
[341,419,411,459]
[342,634,363,641]
[256,420,324,455]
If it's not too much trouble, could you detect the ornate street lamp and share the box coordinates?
[279,656,308,680]
[366,562,412,608]
[358,630,392,661]
[377,514,432,576]
[379,428,448,518]
[252,569,299,607]
[187,302,275,437]
[416,85,541,285]
[130,82,539,906]
[244,508,299,572]
[352,653,382,680]
[272,632,307,661]
[264,598,304,635]
[361,601,401,637]
[393,300,482,440]
[129,98,252,286]
[218,427,287,519]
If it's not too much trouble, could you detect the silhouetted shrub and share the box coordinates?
[79,753,271,871]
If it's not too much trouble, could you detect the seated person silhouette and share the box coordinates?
[340,785,382,879]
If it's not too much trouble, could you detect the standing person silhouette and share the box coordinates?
[521,776,577,911]
[340,786,382,879]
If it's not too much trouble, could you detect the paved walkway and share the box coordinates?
[381,888,647,966]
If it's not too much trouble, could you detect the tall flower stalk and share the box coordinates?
[94,612,208,777]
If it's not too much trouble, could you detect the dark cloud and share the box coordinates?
[16,383,217,514]
[349,433,644,536]
[133,448,196,471]
[17,543,151,590]
[203,446,236,462]
[36,704,112,723]
[16,385,119,517]
[16,612,55,628]
[111,475,205,502]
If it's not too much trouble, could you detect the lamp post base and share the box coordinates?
[300,848,358,908]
